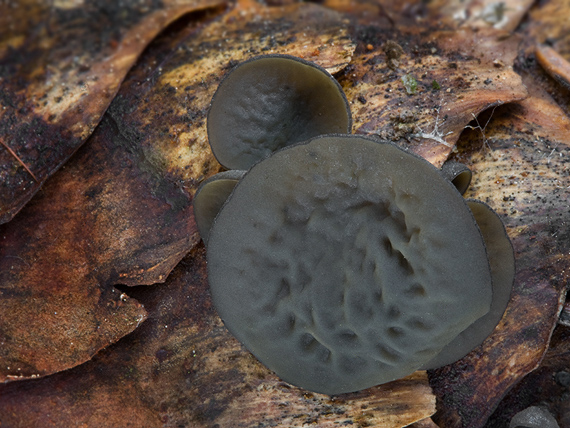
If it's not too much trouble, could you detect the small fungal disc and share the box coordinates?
[440,161,472,196]
[421,200,515,369]
[193,170,245,245]
[207,55,352,170]
[207,135,492,395]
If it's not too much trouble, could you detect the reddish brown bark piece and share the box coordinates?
[324,0,534,33]
[0,112,196,381]
[433,0,535,32]
[0,246,436,427]
[429,89,570,428]
[522,0,570,118]
[0,10,213,382]
[536,45,570,91]
[0,0,222,224]
[484,326,570,427]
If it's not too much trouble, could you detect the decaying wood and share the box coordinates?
[339,28,527,166]
[409,417,441,428]
[0,246,436,428]
[1,0,570,427]
[0,0,222,224]
[536,45,570,91]
[524,0,570,119]
[484,326,570,427]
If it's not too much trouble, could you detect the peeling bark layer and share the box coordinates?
[0,0,221,224]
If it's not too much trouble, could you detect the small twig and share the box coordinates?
[0,140,39,182]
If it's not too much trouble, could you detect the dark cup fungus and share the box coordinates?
[207,54,352,170]
[421,199,515,369]
[193,170,245,245]
[205,134,494,395]
[441,161,473,196]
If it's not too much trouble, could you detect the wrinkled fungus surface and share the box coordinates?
[207,134,493,395]
[207,55,352,170]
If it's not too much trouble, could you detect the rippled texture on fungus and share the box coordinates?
[207,134,493,395]
[207,55,352,170]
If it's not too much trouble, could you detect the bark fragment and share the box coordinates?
[0,0,222,224]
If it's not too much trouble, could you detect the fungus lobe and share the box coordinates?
[422,199,515,369]
[193,170,245,245]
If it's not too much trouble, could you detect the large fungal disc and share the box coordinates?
[422,199,515,369]
[193,170,245,245]
[207,54,352,170]
[207,134,493,395]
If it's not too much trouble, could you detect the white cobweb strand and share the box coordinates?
[414,107,454,148]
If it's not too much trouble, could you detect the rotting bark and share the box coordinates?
[0,0,223,224]
[430,91,570,427]
[339,27,527,166]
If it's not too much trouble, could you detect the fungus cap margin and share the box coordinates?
[421,199,515,369]
[441,161,473,196]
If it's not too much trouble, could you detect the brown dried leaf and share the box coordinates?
[484,326,570,427]
[433,0,535,32]
[0,246,436,427]
[408,417,441,428]
[0,0,222,224]
[0,10,214,381]
[521,0,570,118]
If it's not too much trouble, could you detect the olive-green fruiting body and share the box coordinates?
[193,170,245,245]
[207,134,493,395]
[207,55,352,170]
[441,161,472,196]
[422,199,515,369]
